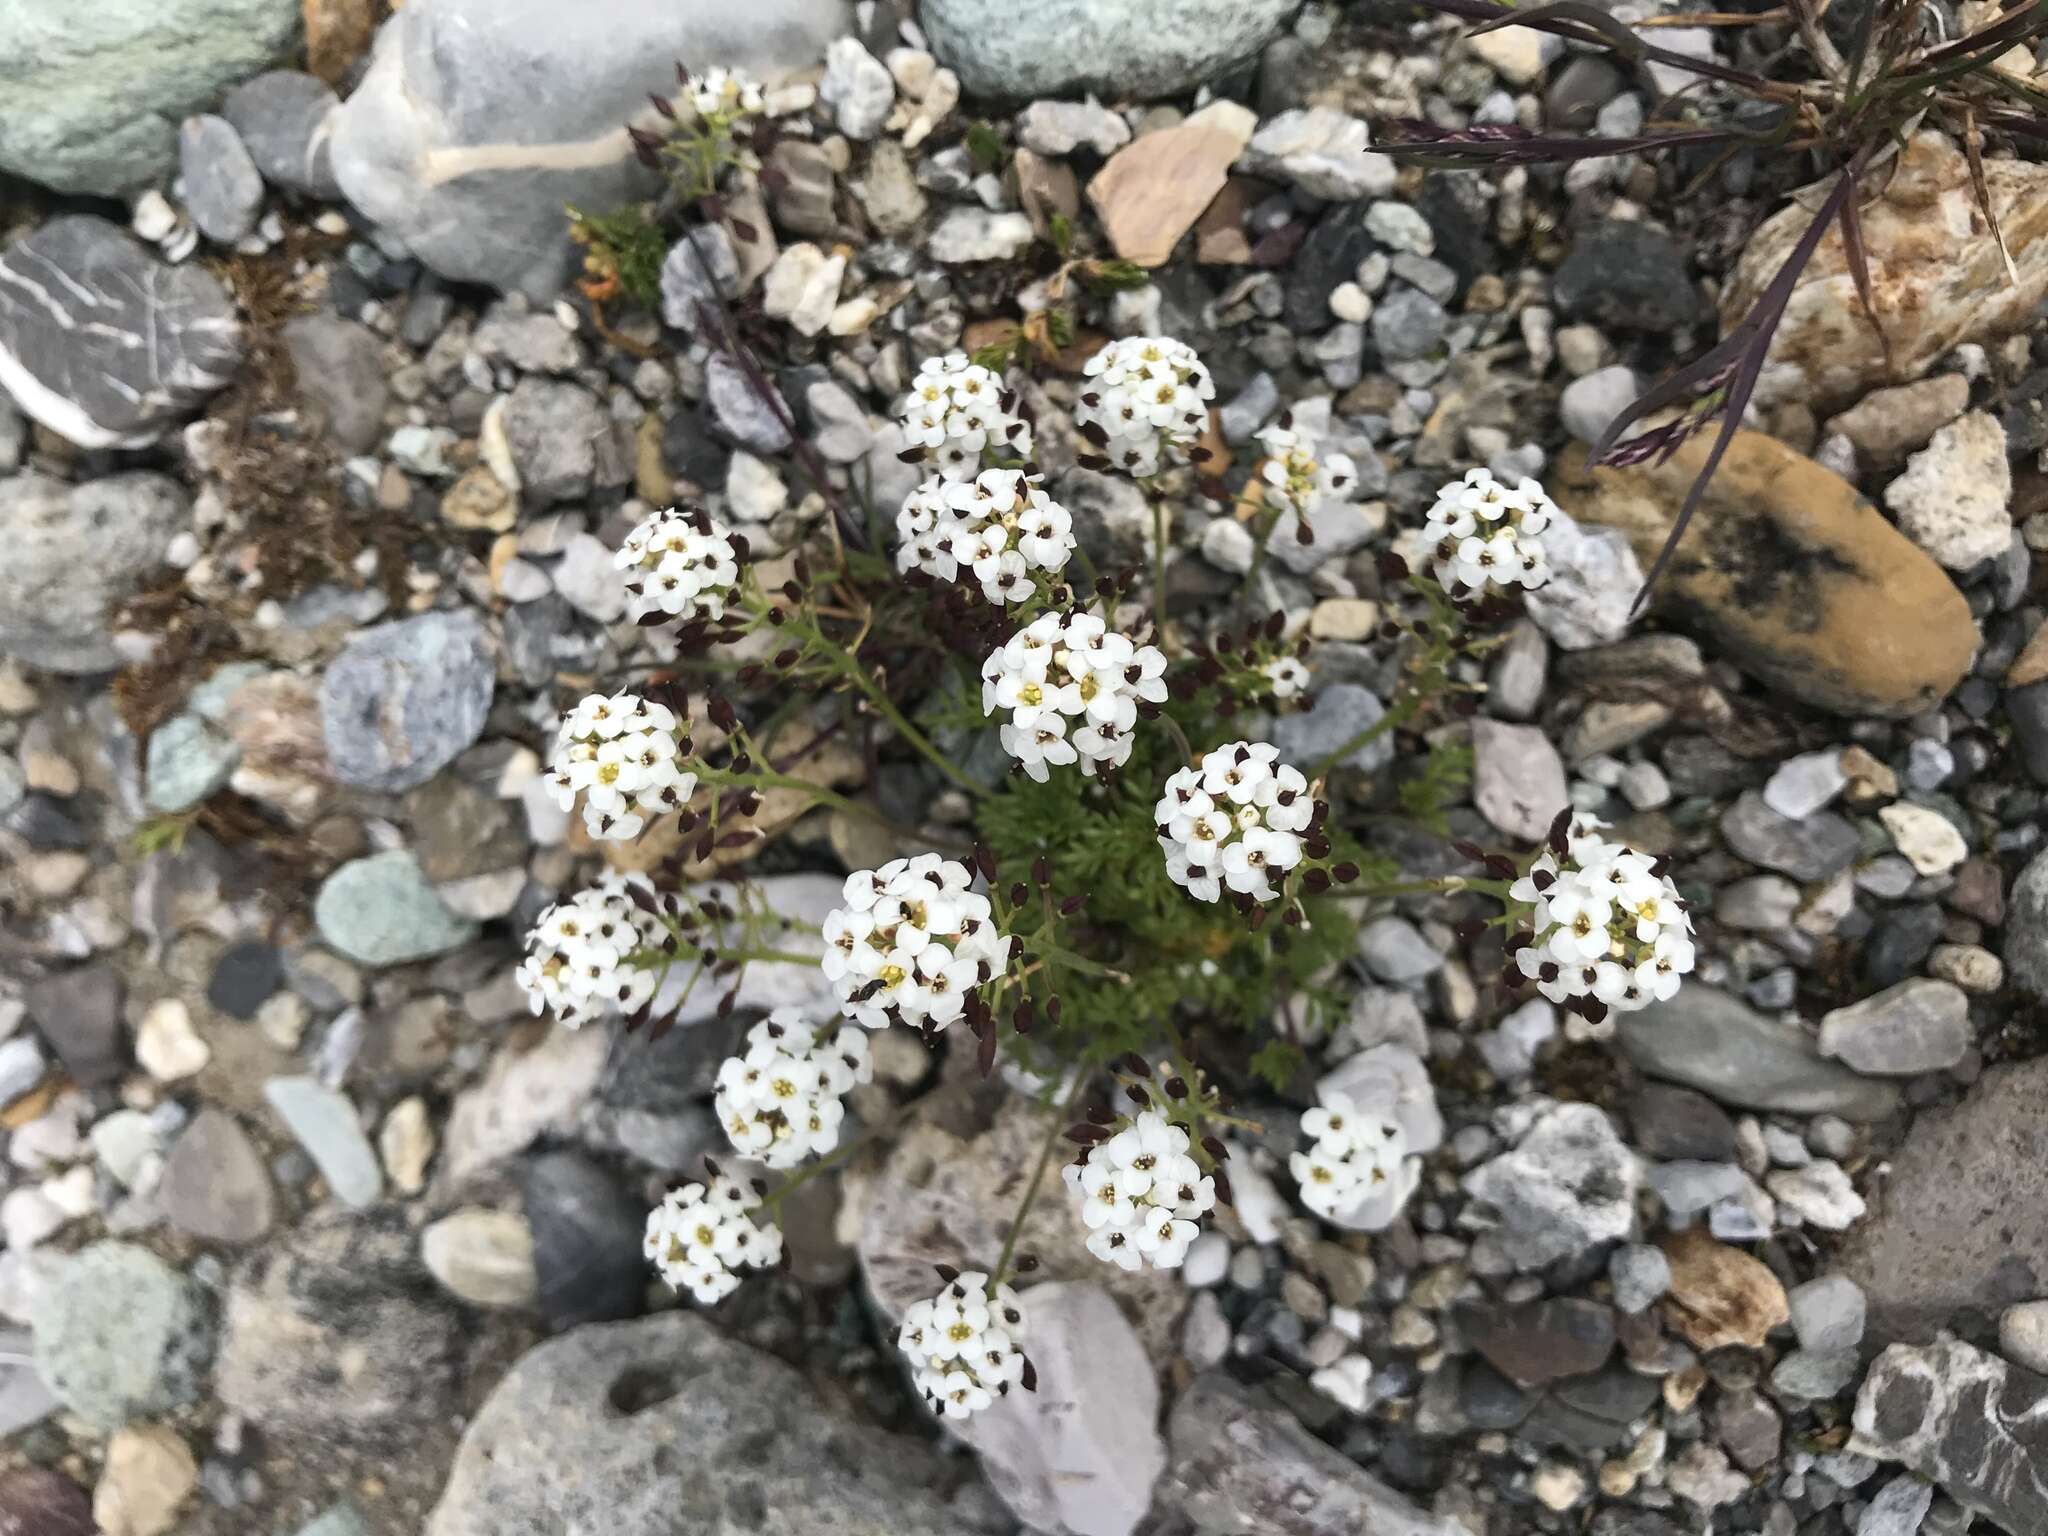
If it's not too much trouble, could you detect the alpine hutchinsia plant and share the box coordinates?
[515,63,1698,1426]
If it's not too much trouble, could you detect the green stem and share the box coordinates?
[995,1072,1084,1284]
[1307,690,1420,781]
[764,1089,922,1210]
[1151,495,1173,653]
[835,652,988,798]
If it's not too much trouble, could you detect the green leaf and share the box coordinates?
[1250,1040,1306,1093]
[1049,211,1076,258]
[1397,738,1474,835]
[965,121,1006,174]
[1077,258,1152,294]
[566,202,668,308]
[970,336,1025,373]
[1046,307,1075,348]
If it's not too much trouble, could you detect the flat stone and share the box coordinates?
[1086,102,1257,269]
[1627,1083,1738,1162]
[1269,682,1394,776]
[0,1467,95,1536]
[439,1024,610,1191]
[285,313,389,454]
[159,1109,274,1243]
[520,1151,644,1328]
[178,114,264,246]
[1620,986,1902,1120]
[1524,508,1642,652]
[1826,373,1971,468]
[424,1312,971,1536]
[1553,220,1702,332]
[1462,1297,1616,1387]
[1818,979,1971,1075]
[1237,107,1396,201]
[1789,1273,1867,1354]
[1723,789,1862,880]
[1852,1338,2048,1533]
[1559,430,1977,717]
[264,1077,385,1208]
[0,217,242,448]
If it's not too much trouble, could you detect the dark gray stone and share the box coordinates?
[178,113,264,243]
[1371,286,1448,364]
[1462,1297,1616,1387]
[1284,202,1375,333]
[1819,979,1971,1076]
[0,470,189,672]
[1712,1388,1782,1471]
[1721,790,1863,881]
[520,1151,646,1328]
[1852,1338,2048,1534]
[423,1312,975,1536]
[284,313,389,454]
[24,964,126,1085]
[319,611,494,793]
[1552,219,1703,332]
[1865,902,1945,990]
[0,216,243,448]
[1628,1083,1739,1161]
[207,941,282,1019]
[1457,1359,1536,1430]
[1619,986,1902,1121]
[2006,845,2048,995]
[0,1467,95,1536]
[221,70,341,198]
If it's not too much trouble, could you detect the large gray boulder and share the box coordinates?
[0,0,301,195]
[328,0,853,297]
[923,0,1297,101]
[0,217,244,449]
[424,1311,979,1535]
[1853,1338,2048,1533]
[0,471,188,673]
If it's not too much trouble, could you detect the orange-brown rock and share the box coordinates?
[1557,429,1977,718]
[1722,132,2048,410]
[1661,1229,1789,1352]
[1087,101,1257,269]
[304,0,379,85]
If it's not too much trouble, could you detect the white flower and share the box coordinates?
[687,66,765,120]
[1256,419,1359,516]
[981,612,1169,781]
[895,469,1076,605]
[616,506,743,625]
[1417,468,1555,597]
[544,691,696,841]
[1062,1110,1217,1274]
[1508,814,1695,1018]
[1263,656,1310,700]
[822,855,1007,1033]
[898,1270,1028,1420]
[713,1008,874,1169]
[643,1175,783,1305]
[898,353,1033,482]
[1155,742,1318,904]
[1289,1089,1414,1222]
[515,874,665,1026]
[1076,336,1216,479]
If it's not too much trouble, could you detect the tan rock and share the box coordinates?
[1661,1228,1788,1352]
[304,0,377,86]
[440,464,517,532]
[93,1425,197,1536]
[1087,101,1258,269]
[1557,430,1977,717]
[219,671,331,826]
[1013,148,1079,242]
[1822,374,1969,467]
[1724,132,2048,410]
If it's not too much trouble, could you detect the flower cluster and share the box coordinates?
[686,66,764,120]
[899,353,1033,481]
[822,856,1007,1033]
[981,612,1169,781]
[617,506,742,625]
[897,1271,1029,1420]
[1256,419,1358,515]
[714,1009,873,1169]
[643,1175,783,1305]
[1155,742,1319,904]
[514,875,665,1026]
[1062,1110,1217,1270]
[1290,1091,1415,1221]
[545,692,695,840]
[1075,336,1217,478]
[896,468,1076,605]
[1418,468,1555,597]
[1509,816,1696,1017]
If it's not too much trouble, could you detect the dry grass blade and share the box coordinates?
[1963,110,2021,287]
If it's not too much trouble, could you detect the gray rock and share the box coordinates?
[1560,366,1638,447]
[1790,1273,1867,1354]
[472,305,583,373]
[1716,874,1802,930]
[1772,1345,1862,1398]
[1162,1373,1467,1536]
[31,1242,214,1430]
[1462,1296,1616,1386]
[285,313,390,454]
[425,1311,974,1536]
[961,1282,1163,1536]
[928,208,1036,263]
[1723,789,1862,881]
[925,0,1296,101]
[1839,1058,2048,1342]
[1269,683,1393,776]
[314,852,482,968]
[1371,287,1446,363]
[0,1037,44,1107]
[24,964,126,1085]
[1471,719,1567,841]
[265,1077,385,1209]
[2002,1300,2048,1375]
[2004,846,2048,996]
[1713,1388,1782,1471]
[221,71,341,198]
[819,37,894,140]
[657,226,741,332]
[1619,986,1902,1120]
[1764,748,1850,819]
[1357,916,1442,983]
[178,114,264,243]
[1463,1103,1638,1271]
[1018,101,1131,158]
[1858,1476,1935,1536]
[320,611,494,792]
[0,470,189,671]
[1524,508,1641,651]
[0,1467,92,1534]
[705,350,794,454]
[144,712,240,813]
[502,377,606,504]
[0,0,301,195]
[329,0,852,296]
[159,1108,275,1243]
[1853,1339,2048,1532]
[1649,1160,1750,1217]
[1552,220,1702,332]
[217,1210,463,1449]
[1609,1244,1670,1313]
[520,1151,645,1328]
[1818,979,1971,1076]
[0,217,243,448]
[1238,108,1397,201]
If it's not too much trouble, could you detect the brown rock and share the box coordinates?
[1822,374,1970,468]
[1195,176,1263,264]
[304,0,378,85]
[1087,101,1258,269]
[440,465,517,532]
[1013,148,1079,242]
[0,1468,94,1536]
[1724,132,2048,410]
[1661,1229,1788,1352]
[1557,430,1977,718]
